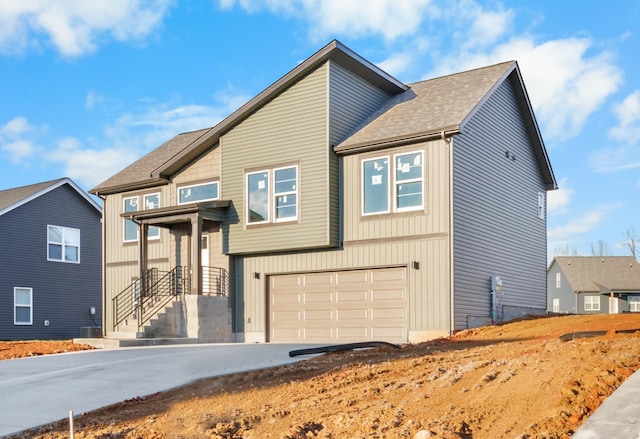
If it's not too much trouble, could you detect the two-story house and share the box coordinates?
[0,178,102,340]
[91,40,556,344]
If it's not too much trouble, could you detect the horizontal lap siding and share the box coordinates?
[0,185,102,340]
[222,65,330,254]
[452,77,548,329]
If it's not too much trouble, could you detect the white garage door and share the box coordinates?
[269,267,407,343]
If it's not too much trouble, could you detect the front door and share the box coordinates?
[609,296,618,314]
[201,236,210,293]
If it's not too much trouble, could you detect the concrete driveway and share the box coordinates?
[0,343,317,436]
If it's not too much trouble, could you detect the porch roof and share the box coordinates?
[120,200,230,226]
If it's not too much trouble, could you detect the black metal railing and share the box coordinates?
[112,265,229,332]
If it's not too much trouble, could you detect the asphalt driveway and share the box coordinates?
[0,343,317,436]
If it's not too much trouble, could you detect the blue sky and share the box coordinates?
[0,0,639,260]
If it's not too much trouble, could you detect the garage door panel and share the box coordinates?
[269,267,407,343]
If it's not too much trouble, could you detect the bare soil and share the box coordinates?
[5,313,640,439]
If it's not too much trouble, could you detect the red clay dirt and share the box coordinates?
[5,313,640,438]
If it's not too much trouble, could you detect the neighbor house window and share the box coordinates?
[178,181,219,204]
[584,295,600,311]
[552,298,560,313]
[123,193,160,242]
[47,225,80,263]
[537,192,545,219]
[629,296,640,312]
[14,287,32,325]
[556,272,561,288]
[246,165,298,225]
[362,151,424,215]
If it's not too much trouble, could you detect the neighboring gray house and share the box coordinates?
[548,256,640,314]
[91,40,556,345]
[0,178,102,340]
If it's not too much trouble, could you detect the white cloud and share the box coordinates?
[548,210,607,241]
[0,0,174,57]
[588,145,640,174]
[610,91,640,144]
[85,90,106,109]
[2,140,36,164]
[0,116,45,164]
[547,177,573,213]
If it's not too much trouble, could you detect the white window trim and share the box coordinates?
[14,287,33,325]
[556,272,561,288]
[552,298,560,313]
[394,150,424,213]
[629,296,640,312]
[47,225,81,263]
[246,165,298,225]
[123,194,161,242]
[361,150,424,216]
[584,295,600,311]
[177,181,220,205]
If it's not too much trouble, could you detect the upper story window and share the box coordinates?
[178,181,219,204]
[362,151,424,216]
[14,287,32,325]
[537,192,545,219]
[246,164,298,225]
[48,225,80,263]
[123,193,160,242]
[556,272,561,288]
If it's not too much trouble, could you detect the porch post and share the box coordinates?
[138,223,149,290]
[190,215,202,295]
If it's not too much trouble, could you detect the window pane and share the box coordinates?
[248,172,269,223]
[15,289,31,305]
[65,245,79,262]
[396,153,422,181]
[179,182,219,204]
[275,167,296,194]
[363,158,389,214]
[276,194,297,219]
[124,219,138,241]
[15,307,31,323]
[64,228,79,246]
[396,182,422,209]
[48,226,63,244]
[49,243,63,260]
[144,194,159,210]
[124,197,138,213]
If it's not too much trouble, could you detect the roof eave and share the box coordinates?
[334,127,460,155]
[90,178,168,196]
[152,40,408,178]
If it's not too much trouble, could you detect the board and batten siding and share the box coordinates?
[0,184,102,340]
[236,236,450,342]
[452,77,548,330]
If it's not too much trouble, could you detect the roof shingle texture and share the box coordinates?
[0,178,66,211]
[91,128,211,193]
[339,61,514,148]
[555,256,640,291]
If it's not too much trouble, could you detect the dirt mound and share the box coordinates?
[6,313,640,438]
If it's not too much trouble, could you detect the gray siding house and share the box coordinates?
[91,40,556,344]
[0,178,102,340]
[548,256,640,314]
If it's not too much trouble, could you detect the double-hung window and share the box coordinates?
[584,295,600,311]
[14,287,32,325]
[47,225,80,263]
[362,151,424,215]
[178,181,219,204]
[246,165,298,225]
[629,296,640,312]
[123,193,160,242]
[537,192,545,219]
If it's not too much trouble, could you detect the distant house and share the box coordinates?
[0,178,102,340]
[91,40,556,344]
[547,256,640,314]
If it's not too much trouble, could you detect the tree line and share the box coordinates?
[554,226,639,260]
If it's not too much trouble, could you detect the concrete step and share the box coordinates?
[73,337,200,349]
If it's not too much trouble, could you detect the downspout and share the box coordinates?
[97,193,107,336]
[444,130,455,334]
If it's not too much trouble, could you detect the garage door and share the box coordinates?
[269,267,407,343]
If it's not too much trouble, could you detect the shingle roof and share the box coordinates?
[90,128,212,195]
[337,61,515,150]
[0,177,101,216]
[553,256,640,292]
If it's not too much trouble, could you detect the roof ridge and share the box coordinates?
[407,60,515,87]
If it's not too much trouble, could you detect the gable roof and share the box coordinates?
[552,256,640,292]
[0,177,102,217]
[334,61,556,190]
[90,40,407,195]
